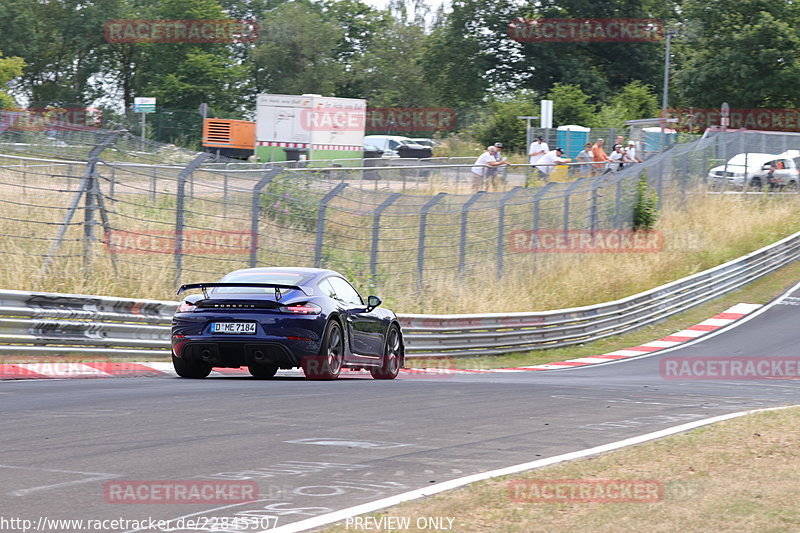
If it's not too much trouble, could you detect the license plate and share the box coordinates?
[211,322,257,334]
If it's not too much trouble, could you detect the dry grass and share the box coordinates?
[322,407,800,533]
[388,192,800,314]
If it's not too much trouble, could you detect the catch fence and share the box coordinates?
[0,117,798,298]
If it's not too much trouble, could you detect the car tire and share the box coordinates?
[371,325,402,380]
[248,364,278,379]
[786,181,798,191]
[302,320,344,380]
[749,176,762,190]
[172,355,211,379]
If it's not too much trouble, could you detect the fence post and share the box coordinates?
[370,193,402,287]
[614,174,625,229]
[530,182,556,269]
[562,178,586,239]
[248,168,282,268]
[313,182,348,268]
[43,131,120,275]
[417,192,447,284]
[174,153,213,286]
[458,191,485,273]
[588,174,609,233]
[497,187,522,277]
[150,166,157,201]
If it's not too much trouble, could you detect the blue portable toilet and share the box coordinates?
[643,126,677,154]
[556,125,590,159]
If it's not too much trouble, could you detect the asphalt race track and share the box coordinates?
[2,283,800,532]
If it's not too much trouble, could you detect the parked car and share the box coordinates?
[363,135,432,158]
[708,151,800,189]
[172,267,404,380]
[409,138,441,148]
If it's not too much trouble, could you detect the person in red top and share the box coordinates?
[591,138,610,175]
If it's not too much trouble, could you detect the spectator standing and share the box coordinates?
[490,142,509,190]
[575,142,594,176]
[591,138,610,175]
[626,141,642,163]
[471,146,508,192]
[609,144,625,171]
[536,147,569,179]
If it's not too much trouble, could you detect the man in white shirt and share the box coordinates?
[528,135,549,165]
[471,146,508,192]
[626,141,642,163]
[536,147,568,178]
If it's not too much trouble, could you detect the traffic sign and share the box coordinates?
[134,97,156,114]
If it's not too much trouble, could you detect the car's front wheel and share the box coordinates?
[302,320,344,380]
[748,176,763,190]
[172,355,211,379]
[371,325,402,380]
[248,364,278,379]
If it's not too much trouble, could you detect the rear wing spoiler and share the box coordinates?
[177,282,312,299]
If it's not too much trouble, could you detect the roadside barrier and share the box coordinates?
[1,229,798,358]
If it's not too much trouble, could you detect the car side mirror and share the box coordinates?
[367,295,382,310]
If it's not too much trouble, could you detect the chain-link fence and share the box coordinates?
[1,112,798,298]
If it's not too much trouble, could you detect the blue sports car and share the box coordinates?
[171,267,404,380]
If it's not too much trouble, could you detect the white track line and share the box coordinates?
[264,405,800,533]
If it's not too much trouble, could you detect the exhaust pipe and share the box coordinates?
[253,351,266,361]
[200,349,213,361]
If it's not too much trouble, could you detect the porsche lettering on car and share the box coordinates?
[171,267,404,380]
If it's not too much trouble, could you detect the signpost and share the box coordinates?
[133,97,156,151]
[721,102,730,132]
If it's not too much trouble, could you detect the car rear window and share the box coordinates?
[214,272,314,293]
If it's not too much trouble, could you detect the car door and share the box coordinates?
[327,277,385,357]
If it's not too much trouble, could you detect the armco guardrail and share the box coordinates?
[0,229,798,359]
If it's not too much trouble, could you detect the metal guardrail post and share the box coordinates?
[248,168,282,268]
[174,153,213,286]
[458,191,485,273]
[370,193,402,286]
[497,187,523,276]
[417,192,447,283]
[314,183,348,268]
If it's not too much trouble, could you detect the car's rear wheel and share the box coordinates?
[248,364,278,379]
[371,325,402,380]
[172,355,211,379]
[302,320,343,380]
[786,180,798,191]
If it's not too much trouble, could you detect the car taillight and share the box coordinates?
[279,303,321,315]
[177,301,197,312]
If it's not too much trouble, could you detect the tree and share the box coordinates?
[466,90,538,152]
[546,83,596,126]
[0,51,26,109]
[251,3,345,96]
[592,80,659,127]
[673,0,800,107]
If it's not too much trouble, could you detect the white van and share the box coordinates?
[364,135,430,157]
[707,151,800,189]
